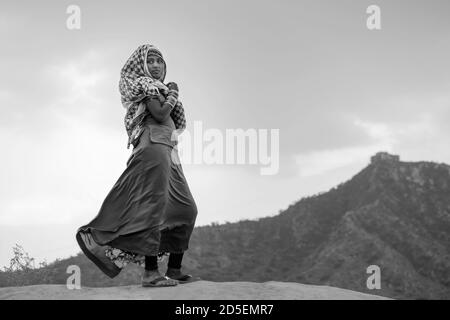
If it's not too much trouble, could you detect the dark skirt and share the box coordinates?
[76,120,198,277]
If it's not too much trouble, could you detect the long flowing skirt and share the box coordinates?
[76,121,198,278]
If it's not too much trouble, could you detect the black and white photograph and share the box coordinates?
[0,0,449,307]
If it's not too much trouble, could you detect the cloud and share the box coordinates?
[0,49,132,228]
[294,110,441,177]
[295,144,392,178]
[0,120,129,226]
[1,194,82,225]
[44,50,112,115]
[55,65,105,104]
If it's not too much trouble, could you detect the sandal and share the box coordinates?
[142,275,179,287]
[168,274,198,283]
[76,230,121,278]
[165,269,201,284]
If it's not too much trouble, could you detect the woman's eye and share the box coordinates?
[148,59,154,64]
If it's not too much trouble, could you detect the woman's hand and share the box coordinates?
[166,82,179,101]
[144,95,172,122]
[167,82,178,92]
[157,93,166,104]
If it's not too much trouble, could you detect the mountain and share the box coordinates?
[186,152,450,299]
[1,152,449,299]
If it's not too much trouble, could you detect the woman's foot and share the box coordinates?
[165,267,201,283]
[141,269,179,287]
[76,230,121,278]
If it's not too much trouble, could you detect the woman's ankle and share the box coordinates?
[143,269,161,278]
[167,252,184,269]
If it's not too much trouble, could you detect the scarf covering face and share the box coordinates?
[119,44,186,149]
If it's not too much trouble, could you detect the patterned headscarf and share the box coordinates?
[119,44,186,149]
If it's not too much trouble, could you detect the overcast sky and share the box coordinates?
[1,0,449,268]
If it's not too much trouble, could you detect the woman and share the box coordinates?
[76,44,199,287]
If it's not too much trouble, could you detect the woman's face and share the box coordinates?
[146,54,165,80]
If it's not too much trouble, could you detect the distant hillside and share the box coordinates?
[186,152,450,299]
[1,152,449,299]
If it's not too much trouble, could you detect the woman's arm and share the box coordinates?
[120,76,161,103]
[144,94,175,123]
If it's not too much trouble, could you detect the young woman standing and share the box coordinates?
[76,44,199,287]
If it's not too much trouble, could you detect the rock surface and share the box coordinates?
[0,281,390,300]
